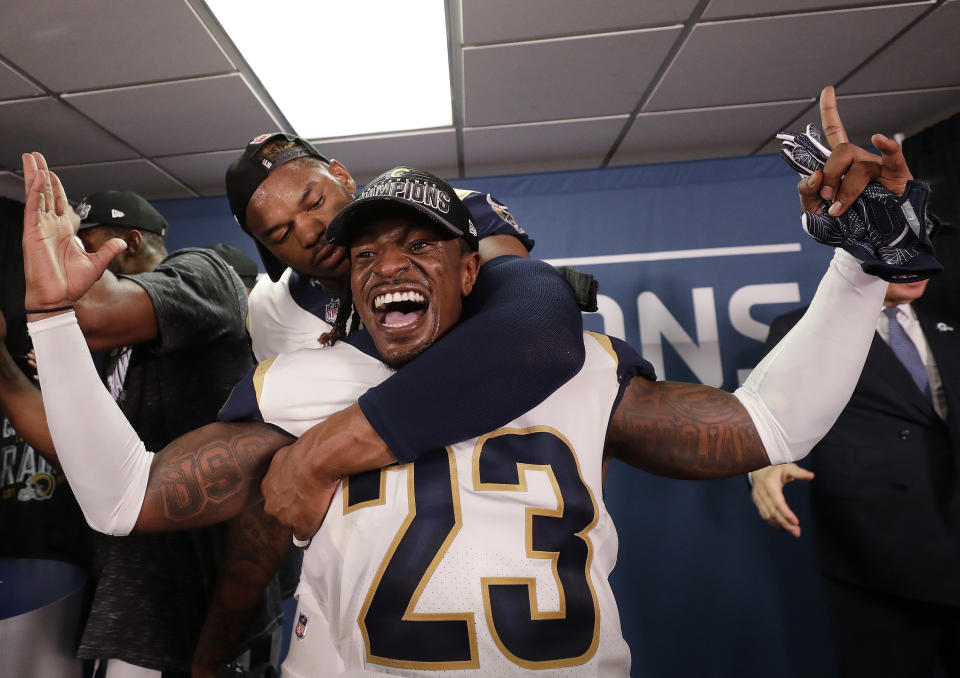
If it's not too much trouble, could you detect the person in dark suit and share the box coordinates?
[750,278,960,677]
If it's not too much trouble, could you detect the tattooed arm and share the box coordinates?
[605,378,768,479]
[134,421,293,532]
[192,503,291,677]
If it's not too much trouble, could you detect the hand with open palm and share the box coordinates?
[21,152,126,317]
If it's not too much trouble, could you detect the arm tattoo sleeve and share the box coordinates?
[606,378,769,479]
[138,422,294,531]
[192,502,291,672]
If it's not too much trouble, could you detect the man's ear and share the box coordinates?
[328,159,357,195]
[460,251,481,297]
[122,229,143,256]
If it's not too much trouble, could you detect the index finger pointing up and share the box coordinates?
[819,85,849,149]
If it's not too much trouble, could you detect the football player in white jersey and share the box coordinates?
[26,95,911,674]
[217,133,589,675]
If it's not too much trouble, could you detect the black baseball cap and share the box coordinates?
[75,190,168,237]
[326,167,479,252]
[211,243,259,289]
[225,133,330,281]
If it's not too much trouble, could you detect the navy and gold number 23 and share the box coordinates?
[346,428,601,670]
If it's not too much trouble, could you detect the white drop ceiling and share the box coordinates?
[0,0,957,201]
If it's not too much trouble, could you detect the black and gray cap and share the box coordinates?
[325,167,479,251]
[75,190,168,237]
[225,132,330,281]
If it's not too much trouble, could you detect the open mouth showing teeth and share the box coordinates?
[373,291,428,328]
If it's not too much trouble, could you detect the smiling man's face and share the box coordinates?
[349,215,480,367]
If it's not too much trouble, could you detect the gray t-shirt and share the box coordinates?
[78,248,278,673]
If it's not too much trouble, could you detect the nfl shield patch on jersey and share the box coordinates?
[295,613,308,639]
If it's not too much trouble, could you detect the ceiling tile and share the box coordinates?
[754,87,960,154]
[50,159,195,201]
[0,97,136,170]
[702,0,904,20]
[0,0,232,91]
[63,74,279,157]
[0,61,42,100]
[646,3,929,111]
[843,1,960,94]
[835,87,960,140]
[461,0,696,43]
[155,149,241,197]
[463,116,628,177]
[463,27,681,127]
[308,129,460,185]
[0,171,24,201]
[611,100,812,166]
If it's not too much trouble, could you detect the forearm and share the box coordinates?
[29,311,153,534]
[0,342,56,458]
[192,503,290,675]
[734,249,886,464]
[300,404,396,481]
[73,272,158,351]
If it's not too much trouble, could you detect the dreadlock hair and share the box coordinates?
[317,285,362,347]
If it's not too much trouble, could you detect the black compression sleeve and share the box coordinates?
[358,256,584,462]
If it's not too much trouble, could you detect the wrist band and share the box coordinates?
[24,305,74,314]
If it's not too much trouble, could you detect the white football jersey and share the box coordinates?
[246,268,341,362]
[223,332,643,676]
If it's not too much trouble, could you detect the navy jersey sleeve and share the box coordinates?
[217,365,264,424]
[458,190,535,252]
[605,335,657,415]
[359,256,583,463]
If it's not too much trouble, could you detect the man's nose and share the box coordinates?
[374,244,410,277]
[292,214,323,249]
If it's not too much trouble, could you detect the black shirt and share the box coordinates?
[77,249,277,672]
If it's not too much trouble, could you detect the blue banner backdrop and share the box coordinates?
[155,153,840,677]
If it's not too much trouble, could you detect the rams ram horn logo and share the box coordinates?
[17,473,55,502]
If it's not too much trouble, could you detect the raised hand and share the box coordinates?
[21,152,126,315]
[778,88,939,282]
[816,85,913,214]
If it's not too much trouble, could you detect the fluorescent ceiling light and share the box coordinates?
[206,0,453,139]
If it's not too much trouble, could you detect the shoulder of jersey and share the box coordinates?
[455,189,526,236]
[221,340,390,432]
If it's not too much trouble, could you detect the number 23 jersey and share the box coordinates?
[220,331,652,676]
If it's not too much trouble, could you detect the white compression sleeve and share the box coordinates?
[28,312,152,535]
[734,249,887,465]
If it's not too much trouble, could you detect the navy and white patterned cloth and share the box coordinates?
[777,123,941,283]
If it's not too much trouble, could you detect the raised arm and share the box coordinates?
[605,88,907,478]
[21,152,296,535]
[607,244,885,478]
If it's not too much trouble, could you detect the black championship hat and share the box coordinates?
[225,133,330,281]
[75,190,168,237]
[326,167,479,252]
